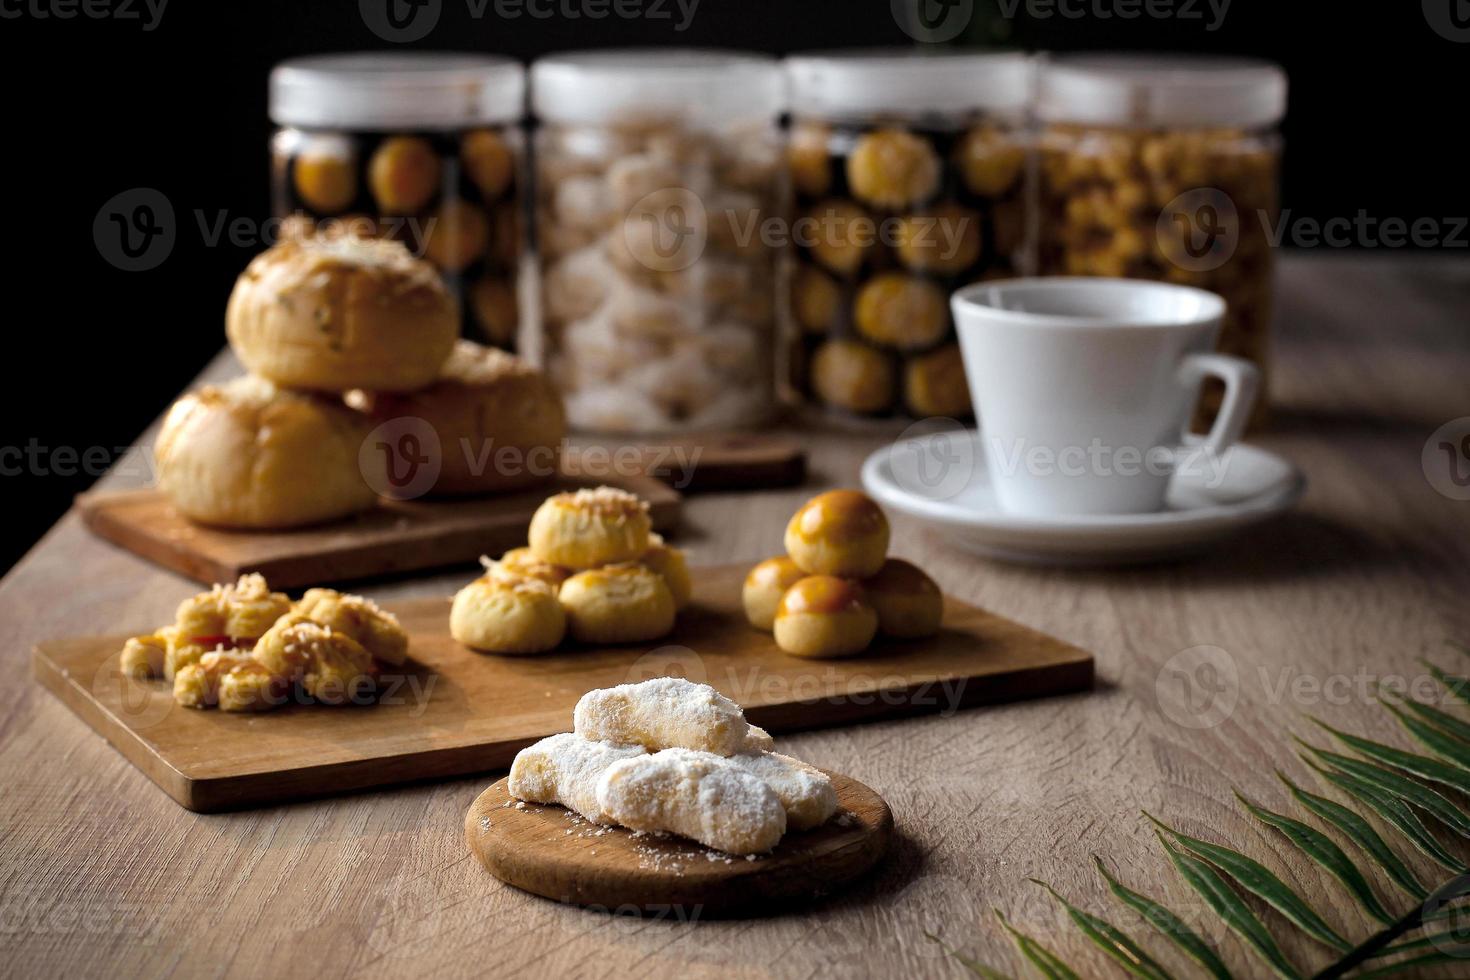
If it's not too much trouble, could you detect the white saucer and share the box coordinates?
[861,431,1306,565]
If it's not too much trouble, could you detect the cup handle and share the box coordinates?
[1177,352,1261,458]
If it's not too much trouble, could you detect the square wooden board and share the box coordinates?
[33,564,1094,812]
[75,474,679,589]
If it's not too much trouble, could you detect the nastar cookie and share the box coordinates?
[451,575,567,655]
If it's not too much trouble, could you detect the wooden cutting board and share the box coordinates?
[32,564,1093,813]
[562,434,806,492]
[75,474,679,589]
[465,769,892,916]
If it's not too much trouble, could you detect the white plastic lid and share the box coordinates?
[531,49,784,126]
[270,53,526,130]
[1038,54,1287,129]
[785,49,1033,119]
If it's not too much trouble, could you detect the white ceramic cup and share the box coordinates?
[951,277,1260,516]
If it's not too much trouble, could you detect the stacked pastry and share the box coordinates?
[508,677,838,855]
[744,490,944,657]
[119,573,409,713]
[156,232,564,530]
[451,486,690,654]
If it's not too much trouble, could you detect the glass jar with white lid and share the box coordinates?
[269,53,527,350]
[783,49,1034,422]
[1035,54,1286,427]
[530,49,786,435]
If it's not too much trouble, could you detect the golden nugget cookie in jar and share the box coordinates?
[270,54,526,350]
[784,50,1033,421]
[530,50,786,434]
[1036,55,1286,425]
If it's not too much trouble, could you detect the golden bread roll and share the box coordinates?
[225,235,457,393]
[155,376,381,530]
[528,486,652,569]
[559,563,676,645]
[784,490,891,578]
[861,558,943,639]
[450,575,567,655]
[348,341,565,496]
[772,575,878,658]
[638,533,692,610]
[741,556,807,631]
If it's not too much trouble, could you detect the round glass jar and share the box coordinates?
[270,53,526,351]
[530,50,785,434]
[1036,55,1286,426]
[784,50,1034,422]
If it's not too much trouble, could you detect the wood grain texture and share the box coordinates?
[75,474,680,588]
[32,564,1091,812]
[3,257,1469,978]
[465,770,892,916]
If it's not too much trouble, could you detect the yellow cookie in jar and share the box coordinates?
[791,265,841,335]
[955,125,1026,197]
[811,339,894,414]
[422,199,489,272]
[904,344,971,418]
[802,199,874,277]
[853,273,949,352]
[293,153,357,214]
[368,136,442,215]
[462,128,515,200]
[846,128,940,210]
[788,122,831,197]
[894,202,983,275]
[469,275,518,348]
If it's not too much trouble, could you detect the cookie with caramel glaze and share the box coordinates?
[772,575,878,658]
[783,490,890,578]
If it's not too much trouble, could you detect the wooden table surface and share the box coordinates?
[3,254,1468,979]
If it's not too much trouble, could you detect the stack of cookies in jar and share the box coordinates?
[784,51,1034,421]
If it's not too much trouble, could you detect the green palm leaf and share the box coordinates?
[1308,718,1470,802]
[1275,770,1427,900]
[1147,813,1350,952]
[1349,950,1470,977]
[1391,691,1470,744]
[923,931,1015,979]
[1299,754,1466,871]
[1152,830,1301,980]
[1421,660,1470,706]
[1382,701,1470,772]
[1297,739,1470,841]
[1369,928,1470,958]
[1029,879,1174,980]
[1233,790,1394,925]
[1092,856,1233,980]
[994,909,1079,980]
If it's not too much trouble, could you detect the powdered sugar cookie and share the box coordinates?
[729,752,837,831]
[508,732,647,824]
[573,677,751,756]
[596,748,786,855]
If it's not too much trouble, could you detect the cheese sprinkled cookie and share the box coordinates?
[528,486,652,569]
[508,732,648,824]
[596,748,787,855]
[252,615,377,705]
[728,752,838,832]
[450,575,567,655]
[558,564,675,645]
[637,533,692,610]
[292,588,409,665]
[573,677,751,756]
[484,547,572,589]
[121,573,292,681]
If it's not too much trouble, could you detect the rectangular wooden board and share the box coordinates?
[33,564,1093,812]
[563,434,806,492]
[75,474,680,589]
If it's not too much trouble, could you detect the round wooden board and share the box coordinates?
[465,770,893,917]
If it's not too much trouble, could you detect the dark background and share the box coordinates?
[0,0,1463,574]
